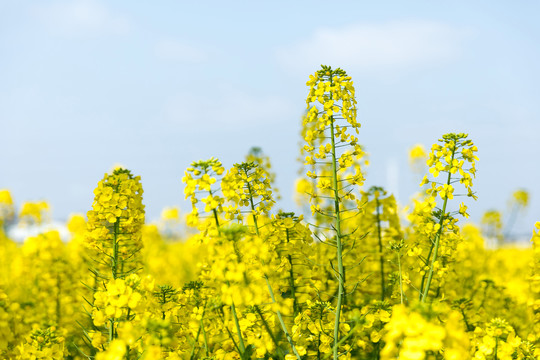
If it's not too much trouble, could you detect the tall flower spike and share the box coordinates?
[222,162,275,230]
[303,65,366,219]
[86,168,145,280]
[418,133,478,302]
[303,65,365,360]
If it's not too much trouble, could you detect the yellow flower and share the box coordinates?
[459,203,469,218]
[86,168,145,279]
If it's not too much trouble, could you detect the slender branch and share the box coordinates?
[421,148,455,302]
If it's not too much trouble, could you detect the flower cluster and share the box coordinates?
[86,168,145,279]
[16,325,65,360]
[303,66,366,217]
[404,133,480,303]
[19,201,50,225]
[472,317,535,359]
[246,146,281,200]
[222,162,275,222]
[292,300,343,357]
[92,274,153,327]
[421,132,478,204]
[381,305,470,360]
[182,157,225,228]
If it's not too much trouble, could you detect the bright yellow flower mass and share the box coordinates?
[0,66,537,360]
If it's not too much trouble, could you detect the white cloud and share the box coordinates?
[162,85,295,130]
[32,0,130,36]
[155,39,208,63]
[277,21,466,74]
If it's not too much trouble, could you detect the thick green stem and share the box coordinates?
[212,209,221,230]
[460,308,472,331]
[328,78,345,360]
[225,279,246,358]
[255,306,283,359]
[209,188,221,232]
[201,317,209,357]
[245,180,260,237]
[420,150,455,302]
[231,301,247,359]
[218,309,241,355]
[419,242,434,298]
[264,276,302,360]
[109,319,115,343]
[161,292,167,320]
[324,323,360,360]
[420,200,448,302]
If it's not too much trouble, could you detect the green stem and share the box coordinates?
[209,188,221,233]
[264,275,302,360]
[231,300,246,359]
[201,318,209,357]
[217,309,241,355]
[323,323,360,360]
[420,150,455,303]
[245,179,260,237]
[419,246,433,299]
[212,209,221,230]
[328,75,345,360]
[109,319,115,343]
[460,308,472,332]
[255,306,283,359]
[162,291,167,320]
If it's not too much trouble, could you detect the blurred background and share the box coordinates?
[1,0,538,243]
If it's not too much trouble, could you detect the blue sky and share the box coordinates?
[1,1,538,239]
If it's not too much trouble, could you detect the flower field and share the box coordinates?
[0,66,538,360]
